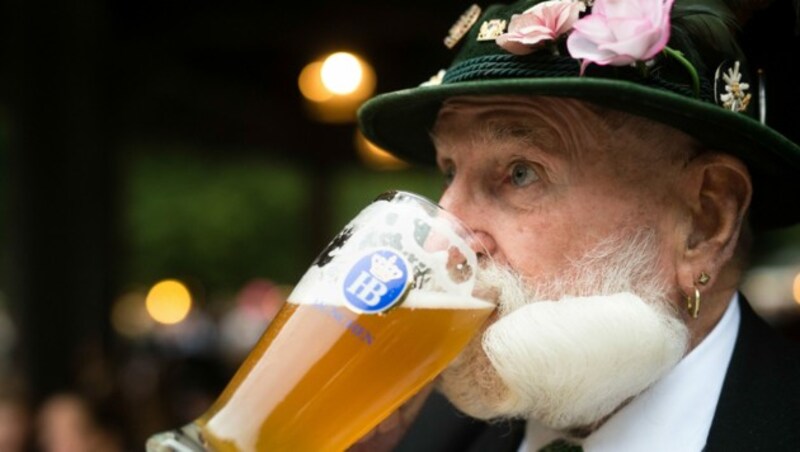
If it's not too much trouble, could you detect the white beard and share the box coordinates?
[438,231,689,432]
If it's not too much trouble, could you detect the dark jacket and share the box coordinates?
[395,297,800,451]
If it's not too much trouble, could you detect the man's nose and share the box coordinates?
[439,187,498,258]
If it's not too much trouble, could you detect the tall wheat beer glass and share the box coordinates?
[147,191,496,451]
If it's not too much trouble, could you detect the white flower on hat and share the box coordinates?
[719,61,751,112]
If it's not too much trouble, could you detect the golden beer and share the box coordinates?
[146,191,493,452]
[193,291,493,451]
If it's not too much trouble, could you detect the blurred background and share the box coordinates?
[0,0,797,450]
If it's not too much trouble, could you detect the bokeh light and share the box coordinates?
[298,51,376,123]
[320,52,363,95]
[111,291,155,338]
[794,273,800,305]
[145,279,192,325]
[298,61,333,102]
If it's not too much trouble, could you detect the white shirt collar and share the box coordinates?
[520,293,741,452]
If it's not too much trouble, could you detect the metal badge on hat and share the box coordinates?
[444,4,482,49]
[476,19,507,41]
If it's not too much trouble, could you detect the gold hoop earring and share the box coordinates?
[686,286,701,319]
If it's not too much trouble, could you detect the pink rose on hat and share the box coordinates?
[497,0,586,55]
[567,0,674,73]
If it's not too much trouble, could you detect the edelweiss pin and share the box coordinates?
[477,19,507,41]
[444,4,482,49]
[714,60,751,113]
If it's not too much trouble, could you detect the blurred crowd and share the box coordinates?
[0,277,289,452]
[0,389,120,452]
[0,352,232,452]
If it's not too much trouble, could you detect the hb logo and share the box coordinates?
[343,249,410,313]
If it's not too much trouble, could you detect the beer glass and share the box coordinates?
[147,191,495,451]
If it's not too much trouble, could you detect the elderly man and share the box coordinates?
[355,0,800,450]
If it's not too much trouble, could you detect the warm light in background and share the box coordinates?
[298,51,376,123]
[112,291,155,338]
[794,273,800,305]
[298,61,332,103]
[742,267,800,321]
[145,279,192,325]
[321,52,363,95]
[355,131,409,170]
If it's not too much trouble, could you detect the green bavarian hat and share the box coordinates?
[358,0,800,230]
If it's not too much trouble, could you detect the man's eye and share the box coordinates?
[510,162,539,187]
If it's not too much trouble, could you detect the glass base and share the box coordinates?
[146,423,207,452]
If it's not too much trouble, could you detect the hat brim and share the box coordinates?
[358,77,800,230]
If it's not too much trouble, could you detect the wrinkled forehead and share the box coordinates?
[432,95,604,159]
[435,94,602,135]
[433,94,699,167]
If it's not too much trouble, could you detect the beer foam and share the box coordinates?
[289,288,494,311]
[400,290,495,310]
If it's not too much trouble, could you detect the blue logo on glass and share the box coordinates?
[343,248,410,313]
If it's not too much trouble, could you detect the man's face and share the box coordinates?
[434,96,681,283]
[432,96,694,431]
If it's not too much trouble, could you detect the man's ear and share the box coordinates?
[676,152,752,293]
